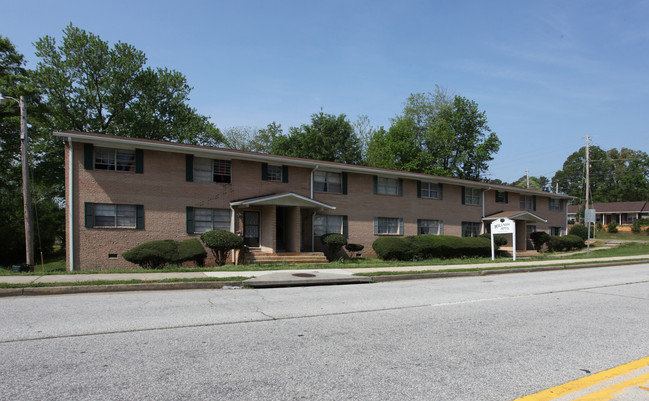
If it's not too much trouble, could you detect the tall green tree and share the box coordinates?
[511,175,551,192]
[272,112,362,164]
[365,87,501,180]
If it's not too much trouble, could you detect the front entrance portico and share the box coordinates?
[483,211,548,251]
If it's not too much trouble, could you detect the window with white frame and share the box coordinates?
[549,226,562,236]
[95,147,135,171]
[462,222,481,237]
[94,204,137,227]
[267,165,283,182]
[418,219,442,235]
[193,208,230,233]
[520,195,534,210]
[375,217,402,235]
[314,215,343,236]
[314,171,342,193]
[421,182,441,199]
[194,158,231,183]
[464,187,481,205]
[549,198,563,211]
[376,177,399,195]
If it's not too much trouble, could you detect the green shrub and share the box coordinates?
[607,221,618,233]
[547,235,586,252]
[568,224,589,240]
[595,222,603,231]
[631,220,642,233]
[200,230,245,266]
[122,239,178,269]
[372,237,415,261]
[530,231,551,252]
[320,233,348,261]
[345,243,364,253]
[478,233,507,248]
[175,239,207,267]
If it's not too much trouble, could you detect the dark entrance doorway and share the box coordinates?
[243,211,260,248]
[276,207,286,251]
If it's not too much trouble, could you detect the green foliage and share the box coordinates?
[596,222,604,231]
[373,235,491,261]
[529,231,551,252]
[344,243,365,253]
[272,112,362,164]
[320,233,348,261]
[200,230,245,266]
[365,87,501,180]
[176,239,207,267]
[547,235,586,252]
[631,220,642,233]
[568,224,589,240]
[122,240,178,269]
[511,175,550,192]
[478,233,508,248]
[607,221,618,233]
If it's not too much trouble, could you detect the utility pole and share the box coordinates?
[526,170,530,189]
[585,135,590,211]
[0,94,33,270]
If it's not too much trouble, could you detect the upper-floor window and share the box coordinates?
[375,177,402,196]
[314,171,342,193]
[420,182,442,199]
[418,219,443,235]
[495,191,508,203]
[520,195,534,210]
[194,157,231,183]
[549,198,563,211]
[267,165,282,181]
[463,187,481,205]
[95,147,135,172]
[261,163,288,183]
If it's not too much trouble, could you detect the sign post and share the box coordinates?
[491,218,516,261]
[584,209,596,256]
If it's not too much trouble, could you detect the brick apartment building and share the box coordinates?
[55,131,572,271]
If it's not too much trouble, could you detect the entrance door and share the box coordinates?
[243,211,260,248]
[276,207,286,251]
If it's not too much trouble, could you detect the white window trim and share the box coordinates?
[374,217,404,236]
[421,182,441,199]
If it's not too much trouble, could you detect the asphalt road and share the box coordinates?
[1,264,648,400]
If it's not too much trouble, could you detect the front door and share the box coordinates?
[243,211,260,248]
[276,207,286,251]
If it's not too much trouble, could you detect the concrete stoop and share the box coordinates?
[242,251,329,265]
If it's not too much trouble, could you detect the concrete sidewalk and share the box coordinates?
[1,255,648,296]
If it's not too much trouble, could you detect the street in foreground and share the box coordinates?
[1,264,648,400]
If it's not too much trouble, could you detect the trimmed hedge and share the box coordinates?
[547,234,586,252]
[479,233,508,248]
[176,239,207,267]
[607,221,618,233]
[372,235,492,261]
[321,233,348,261]
[345,243,365,253]
[201,230,245,266]
[530,231,551,252]
[568,224,589,240]
[122,240,179,269]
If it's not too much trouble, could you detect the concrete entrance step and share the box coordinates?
[243,251,329,265]
[244,270,372,288]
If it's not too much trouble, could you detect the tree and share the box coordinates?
[32,24,222,145]
[511,175,551,191]
[272,112,363,164]
[365,87,501,180]
[249,122,282,153]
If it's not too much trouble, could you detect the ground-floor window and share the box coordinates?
[314,215,344,236]
[461,221,481,237]
[85,203,143,229]
[549,226,562,236]
[193,208,230,233]
[375,217,403,235]
[417,219,443,235]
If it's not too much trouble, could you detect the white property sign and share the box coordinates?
[491,218,516,261]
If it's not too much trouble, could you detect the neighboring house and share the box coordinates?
[55,131,573,271]
[568,202,649,225]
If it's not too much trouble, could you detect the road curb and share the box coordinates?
[0,280,244,297]
[369,259,649,282]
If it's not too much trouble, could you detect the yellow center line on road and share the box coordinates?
[515,356,649,401]
[573,372,649,400]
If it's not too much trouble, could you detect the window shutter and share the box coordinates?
[186,155,194,182]
[136,205,144,229]
[373,217,378,235]
[186,206,194,234]
[342,172,348,195]
[439,183,443,200]
[439,220,444,235]
[135,149,143,174]
[399,218,404,236]
[83,143,94,170]
[373,176,378,194]
[461,187,466,205]
[261,163,268,181]
[398,179,403,196]
[533,196,537,211]
[84,202,95,228]
[342,215,348,238]
[560,199,564,211]
[417,181,421,198]
[282,165,289,183]
[505,192,509,204]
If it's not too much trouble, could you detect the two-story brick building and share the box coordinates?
[55,131,572,271]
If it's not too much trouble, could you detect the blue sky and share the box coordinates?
[3,0,649,183]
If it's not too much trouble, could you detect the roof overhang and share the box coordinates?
[230,193,335,210]
[482,211,548,223]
